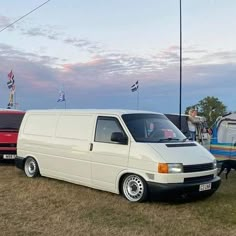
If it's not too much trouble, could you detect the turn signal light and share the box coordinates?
[158,163,168,173]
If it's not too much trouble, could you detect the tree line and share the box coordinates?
[185,96,227,127]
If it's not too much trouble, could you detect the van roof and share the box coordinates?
[25,109,163,116]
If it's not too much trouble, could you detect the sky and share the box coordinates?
[0,0,236,113]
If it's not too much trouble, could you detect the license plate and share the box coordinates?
[3,154,16,159]
[199,183,212,192]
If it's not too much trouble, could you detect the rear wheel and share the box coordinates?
[24,157,39,178]
[122,174,148,202]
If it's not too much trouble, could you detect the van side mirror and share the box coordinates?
[111,132,128,145]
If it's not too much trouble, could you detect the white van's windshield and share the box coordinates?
[122,113,186,143]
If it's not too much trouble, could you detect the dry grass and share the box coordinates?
[0,161,236,236]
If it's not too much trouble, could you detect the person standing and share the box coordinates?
[188,108,200,141]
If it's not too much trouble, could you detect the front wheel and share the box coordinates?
[24,157,40,178]
[122,174,148,202]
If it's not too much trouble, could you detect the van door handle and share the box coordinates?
[89,143,93,151]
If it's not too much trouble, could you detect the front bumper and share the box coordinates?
[147,176,221,201]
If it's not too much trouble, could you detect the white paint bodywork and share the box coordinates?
[17,109,217,195]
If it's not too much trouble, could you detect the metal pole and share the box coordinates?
[179,0,182,130]
[14,91,16,109]
[137,88,139,110]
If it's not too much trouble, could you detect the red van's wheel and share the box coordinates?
[24,157,40,178]
[122,174,148,202]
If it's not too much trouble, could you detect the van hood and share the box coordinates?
[148,142,214,165]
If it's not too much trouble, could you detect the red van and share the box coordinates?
[0,109,25,160]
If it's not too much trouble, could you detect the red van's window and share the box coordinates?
[0,113,25,130]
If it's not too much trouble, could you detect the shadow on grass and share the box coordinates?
[0,159,15,165]
[148,191,217,205]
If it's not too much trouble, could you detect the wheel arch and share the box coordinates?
[117,170,149,194]
[23,155,41,174]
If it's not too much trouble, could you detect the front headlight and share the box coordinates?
[168,163,183,173]
[158,163,183,173]
[213,159,217,169]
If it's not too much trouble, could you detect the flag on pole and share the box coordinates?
[7,80,14,89]
[8,70,14,80]
[131,80,139,92]
[57,90,66,102]
[6,70,16,109]
[7,70,15,89]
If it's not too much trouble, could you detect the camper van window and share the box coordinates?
[122,114,186,143]
[95,117,127,143]
[218,121,236,143]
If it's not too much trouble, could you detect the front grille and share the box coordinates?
[184,174,214,184]
[183,163,214,173]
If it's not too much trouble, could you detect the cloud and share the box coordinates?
[200,50,236,64]
[0,15,15,30]
[63,37,104,54]
[60,53,164,89]
[63,38,90,47]
[0,42,235,112]
[0,43,61,88]
[0,43,60,65]
[20,26,61,40]
[20,24,104,54]
[184,48,208,54]
[0,15,10,26]
[3,16,103,54]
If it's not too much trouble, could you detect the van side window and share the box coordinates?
[95,117,127,143]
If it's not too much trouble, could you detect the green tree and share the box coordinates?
[185,96,227,127]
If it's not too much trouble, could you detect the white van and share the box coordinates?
[15,109,221,202]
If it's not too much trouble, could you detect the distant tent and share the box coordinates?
[210,113,236,160]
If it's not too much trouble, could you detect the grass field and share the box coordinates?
[0,162,236,236]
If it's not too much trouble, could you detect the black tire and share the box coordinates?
[24,157,40,178]
[122,174,148,202]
